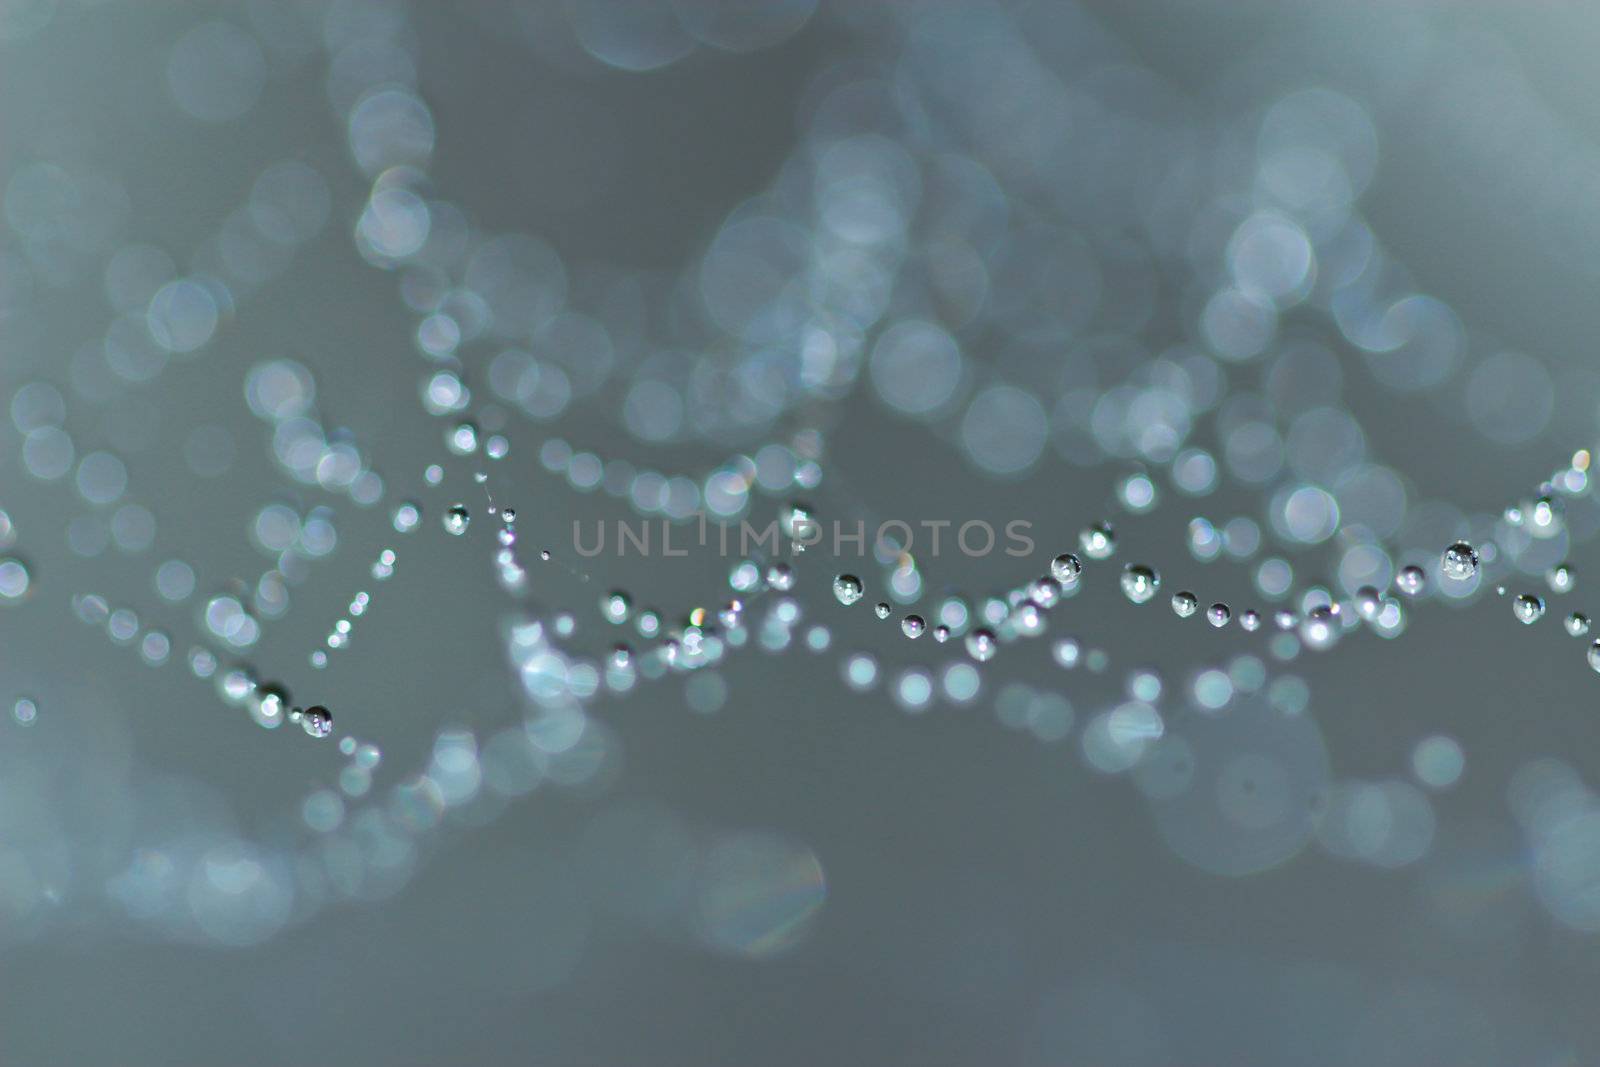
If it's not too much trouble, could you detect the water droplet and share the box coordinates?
[1395,565,1426,597]
[1240,609,1262,632]
[832,574,864,606]
[1078,522,1116,560]
[901,614,925,639]
[1513,593,1546,625]
[501,507,516,524]
[1273,610,1298,630]
[965,628,997,662]
[301,704,333,738]
[447,421,479,455]
[1171,591,1198,618]
[933,625,950,643]
[1028,576,1062,608]
[443,504,470,535]
[540,549,552,562]
[1565,612,1590,637]
[13,697,37,725]
[391,502,421,533]
[1207,603,1232,628]
[473,471,488,484]
[765,563,795,591]
[1588,639,1600,673]
[1547,563,1576,594]
[1049,553,1083,584]
[874,602,891,620]
[1355,586,1381,621]
[1119,564,1160,604]
[1441,541,1479,582]
[602,591,633,624]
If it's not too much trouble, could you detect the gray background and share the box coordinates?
[3,1,1600,1064]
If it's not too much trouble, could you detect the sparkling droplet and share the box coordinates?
[1355,586,1381,621]
[447,421,479,455]
[540,549,552,562]
[901,614,926,639]
[1564,612,1590,637]
[301,704,333,738]
[391,502,421,533]
[1395,565,1426,597]
[1239,609,1261,632]
[602,591,633,624]
[1078,523,1116,560]
[1513,594,1546,625]
[874,602,891,620]
[965,628,997,662]
[1547,563,1576,594]
[832,574,864,606]
[1588,639,1600,673]
[1273,609,1298,630]
[443,504,470,536]
[1050,553,1083,584]
[933,625,950,643]
[765,563,795,591]
[1028,576,1062,608]
[1119,564,1160,604]
[501,507,516,524]
[1441,542,1479,582]
[1206,603,1231,628]
[1170,591,1198,618]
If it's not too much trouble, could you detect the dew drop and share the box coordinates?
[1170,591,1198,618]
[874,602,891,620]
[1565,612,1590,637]
[902,614,925,639]
[1239,609,1262,632]
[1207,603,1232,628]
[933,625,950,643]
[765,562,795,591]
[1589,639,1600,674]
[1547,563,1576,595]
[1049,553,1083,584]
[1119,564,1160,604]
[1395,565,1426,597]
[1513,593,1546,625]
[832,574,864,606]
[965,628,997,662]
[443,504,470,536]
[1441,541,1479,581]
[301,704,333,739]
[1078,522,1116,560]
[1355,586,1381,621]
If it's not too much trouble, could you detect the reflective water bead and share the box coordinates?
[933,625,950,643]
[603,591,632,624]
[1513,594,1546,625]
[1355,586,1381,621]
[501,507,516,524]
[901,614,925,639]
[1171,591,1198,618]
[832,574,864,606]
[1547,563,1575,594]
[301,704,333,739]
[1273,609,1298,630]
[1565,612,1590,637]
[1589,639,1600,673]
[1207,603,1232,628]
[1078,522,1115,560]
[1119,564,1160,604]
[1239,609,1261,632]
[1395,565,1426,597]
[1049,553,1083,584]
[1441,541,1479,581]
[443,504,470,535]
[965,628,997,662]
[874,602,891,620]
[1028,576,1062,608]
[765,563,795,591]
